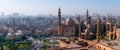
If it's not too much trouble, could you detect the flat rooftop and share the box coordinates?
[99,40,120,50]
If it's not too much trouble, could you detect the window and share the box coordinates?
[104,48,105,50]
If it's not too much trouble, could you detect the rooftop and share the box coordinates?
[60,39,96,50]
[99,40,120,50]
[65,17,75,26]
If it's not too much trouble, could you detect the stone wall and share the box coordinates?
[96,43,115,50]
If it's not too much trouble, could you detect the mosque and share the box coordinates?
[57,8,95,40]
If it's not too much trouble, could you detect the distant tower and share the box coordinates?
[86,9,89,25]
[86,10,89,18]
[58,8,62,36]
[85,10,91,26]
[96,18,100,42]
[85,10,91,35]
[77,15,81,37]
[84,10,91,39]
[58,8,61,25]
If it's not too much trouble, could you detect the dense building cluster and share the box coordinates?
[58,8,120,50]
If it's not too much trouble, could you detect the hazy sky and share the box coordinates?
[0,0,120,15]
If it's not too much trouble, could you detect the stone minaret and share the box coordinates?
[106,19,108,36]
[78,15,81,37]
[86,10,89,25]
[113,23,117,39]
[85,10,91,37]
[96,18,100,42]
[58,8,61,36]
[109,23,112,32]
[58,8,61,25]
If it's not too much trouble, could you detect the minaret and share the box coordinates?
[86,10,89,25]
[86,10,90,24]
[58,8,61,25]
[85,10,91,39]
[87,10,89,17]
[78,15,81,37]
[106,20,108,32]
[96,18,100,42]
[86,10,91,26]
[109,22,112,32]
[58,8,61,36]
[113,23,117,39]
[109,22,113,40]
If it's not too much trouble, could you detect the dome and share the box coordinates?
[65,17,75,26]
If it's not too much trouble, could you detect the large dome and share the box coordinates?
[65,17,75,26]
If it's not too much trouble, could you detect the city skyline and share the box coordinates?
[0,0,120,16]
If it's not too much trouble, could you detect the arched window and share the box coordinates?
[104,48,105,50]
